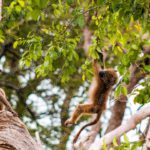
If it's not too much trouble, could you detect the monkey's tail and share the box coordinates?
[73,110,102,144]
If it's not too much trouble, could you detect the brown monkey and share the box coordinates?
[0,88,17,116]
[65,60,118,143]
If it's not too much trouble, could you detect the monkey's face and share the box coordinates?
[99,69,118,87]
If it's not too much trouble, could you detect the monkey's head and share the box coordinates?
[99,69,118,87]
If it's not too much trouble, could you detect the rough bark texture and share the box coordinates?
[0,110,43,150]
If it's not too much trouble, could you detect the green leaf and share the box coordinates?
[33,0,40,7]
[15,5,22,12]
[123,134,129,144]
[115,84,122,98]
[67,0,74,5]
[113,137,118,147]
[82,74,85,81]
[40,0,49,8]
[122,86,128,96]
[72,51,79,60]
[54,9,61,17]
[97,0,105,5]
[75,14,85,28]
[115,84,128,98]
[13,41,18,49]
[121,55,130,66]
[117,65,126,75]
[144,65,150,72]
[0,38,4,43]
[102,140,108,150]
[18,0,25,7]
[31,9,41,20]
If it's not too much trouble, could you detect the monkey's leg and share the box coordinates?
[64,104,99,126]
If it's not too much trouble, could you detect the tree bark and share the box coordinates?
[0,110,43,150]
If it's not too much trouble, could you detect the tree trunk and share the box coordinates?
[0,110,43,150]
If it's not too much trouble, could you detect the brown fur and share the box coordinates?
[65,60,118,143]
[0,88,17,116]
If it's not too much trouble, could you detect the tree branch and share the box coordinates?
[89,105,150,150]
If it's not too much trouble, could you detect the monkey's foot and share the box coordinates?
[64,118,74,126]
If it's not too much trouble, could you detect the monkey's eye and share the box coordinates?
[99,71,105,78]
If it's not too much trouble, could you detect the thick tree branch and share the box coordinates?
[89,105,150,150]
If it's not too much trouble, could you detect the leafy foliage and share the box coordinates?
[134,79,150,104]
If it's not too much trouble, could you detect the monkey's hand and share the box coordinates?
[64,118,75,126]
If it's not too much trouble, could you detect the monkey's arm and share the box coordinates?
[0,93,18,116]
[93,59,101,79]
